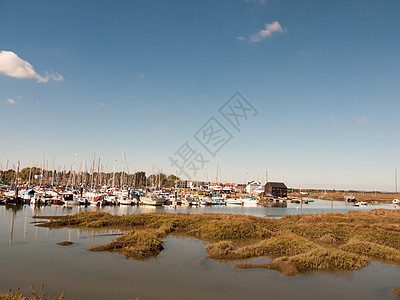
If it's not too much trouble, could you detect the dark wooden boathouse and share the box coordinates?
[264,182,287,198]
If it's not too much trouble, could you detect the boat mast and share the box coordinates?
[133,167,137,189]
[15,161,20,198]
[90,153,95,190]
[4,159,9,186]
[216,162,219,186]
[159,167,162,190]
[51,158,55,187]
[28,158,33,187]
[146,162,149,194]
[112,160,117,188]
[95,158,100,191]
[121,148,125,188]
[72,152,77,188]
[46,160,49,186]
[396,168,398,199]
[82,156,86,187]
[40,154,45,188]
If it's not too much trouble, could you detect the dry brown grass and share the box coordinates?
[0,285,69,300]
[35,209,400,277]
[303,190,397,203]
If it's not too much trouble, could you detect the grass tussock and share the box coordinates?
[206,241,235,258]
[35,209,400,276]
[89,228,167,260]
[340,238,400,263]
[235,246,369,276]
[319,233,337,244]
[275,247,369,273]
[56,241,73,246]
[394,288,400,297]
[207,234,314,260]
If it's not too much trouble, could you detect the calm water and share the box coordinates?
[1,200,400,300]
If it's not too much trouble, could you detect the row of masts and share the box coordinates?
[0,152,270,190]
[0,158,175,191]
[0,149,134,189]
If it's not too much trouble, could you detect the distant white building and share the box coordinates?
[246,180,263,194]
[177,180,209,190]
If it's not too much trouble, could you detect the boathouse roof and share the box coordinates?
[266,182,287,189]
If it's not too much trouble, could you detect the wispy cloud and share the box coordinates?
[97,102,105,107]
[7,98,17,105]
[356,117,368,124]
[236,36,245,41]
[0,50,64,83]
[46,70,64,81]
[330,117,338,124]
[244,0,267,5]
[250,21,284,42]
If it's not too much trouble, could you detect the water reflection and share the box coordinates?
[9,209,15,246]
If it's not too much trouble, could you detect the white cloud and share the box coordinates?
[35,101,39,104]
[356,117,368,124]
[97,102,105,106]
[330,117,337,124]
[0,50,64,83]
[250,21,284,42]
[7,98,17,104]
[236,36,245,41]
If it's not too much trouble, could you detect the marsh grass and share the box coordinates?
[35,209,400,277]
[206,234,315,260]
[340,238,400,263]
[0,285,69,300]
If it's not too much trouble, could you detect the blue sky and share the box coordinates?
[1,0,399,191]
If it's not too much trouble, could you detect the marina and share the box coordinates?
[2,1,400,299]
[2,162,400,299]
